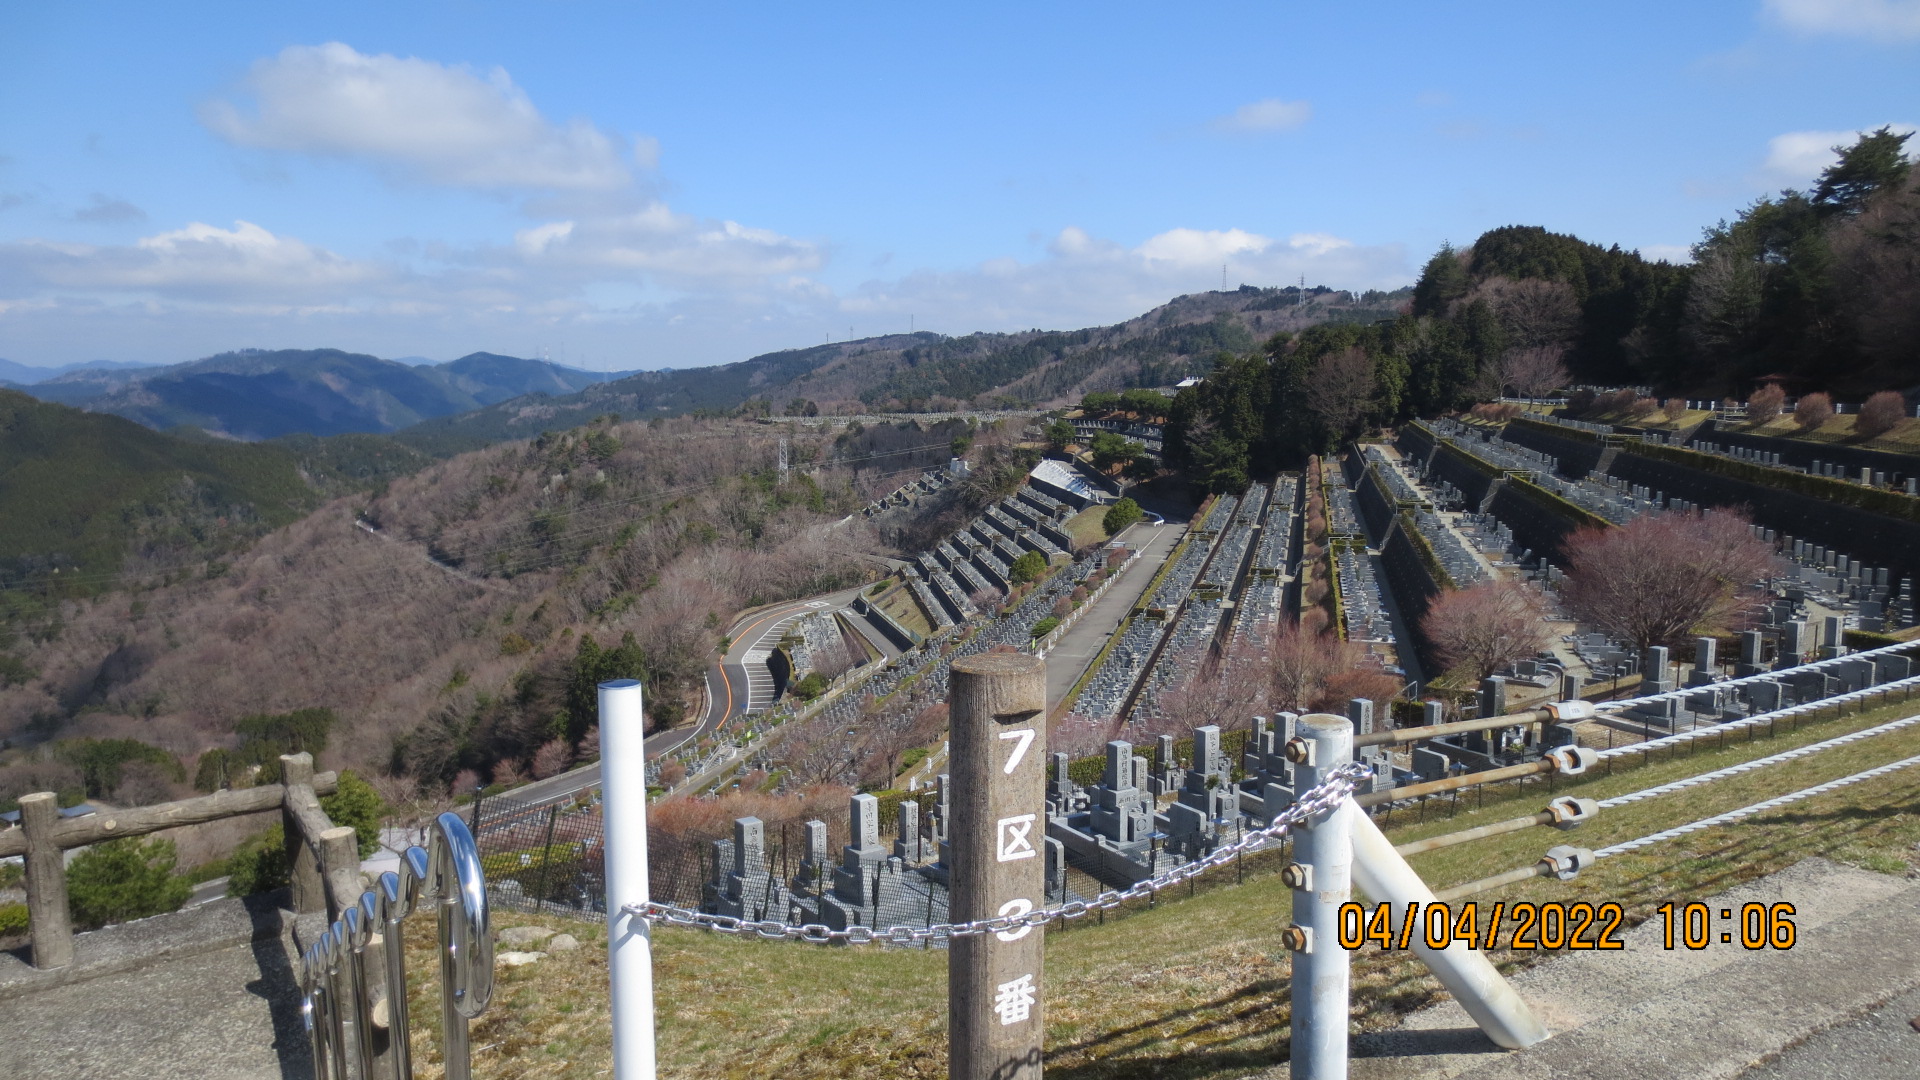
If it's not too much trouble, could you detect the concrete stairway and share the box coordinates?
[1313,858,1920,1080]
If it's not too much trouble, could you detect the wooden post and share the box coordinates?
[948,652,1047,1080]
[319,825,363,922]
[21,792,75,970]
[281,752,325,914]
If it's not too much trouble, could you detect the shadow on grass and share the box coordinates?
[1042,977,1290,1080]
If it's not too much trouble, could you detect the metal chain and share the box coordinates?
[626,760,1372,945]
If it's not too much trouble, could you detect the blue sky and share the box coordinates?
[1,0,1915,370]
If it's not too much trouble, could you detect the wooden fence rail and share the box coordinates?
[0,752,353,971]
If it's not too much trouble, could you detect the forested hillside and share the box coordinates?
[0,411,975,811]
[1164,129,1920,489]
[387,285,1409,455]
[0,390,430,611]
[1411,127,1918,394]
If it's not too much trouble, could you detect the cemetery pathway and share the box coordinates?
[1043,517,1188,708]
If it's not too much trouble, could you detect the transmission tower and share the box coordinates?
[777,437,791,484]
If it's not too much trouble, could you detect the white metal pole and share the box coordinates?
[600,679,658,1080]
[1289,713,1355,1080]
[1348,809,1548,1049]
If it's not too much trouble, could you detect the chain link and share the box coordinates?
[626,760,1371,945]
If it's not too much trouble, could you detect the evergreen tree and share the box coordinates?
[1411,242,1470,317]
[1814,126,1913,215]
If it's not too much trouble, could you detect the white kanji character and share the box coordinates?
[993,973,1037,1026]
[996,814,1036,862]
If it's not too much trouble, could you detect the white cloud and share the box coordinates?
[1765,0,1920,40]
[508,202,822,281]
[1137,227,1271,265]
[1636,244,1695,265]
[2,220,385,301]
[1760,123,1918,186]
[833,225,1408,340]
[201,42,634,190]
[1209,98,1312,134]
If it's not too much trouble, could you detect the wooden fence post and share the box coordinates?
[21,792,74,970]
[281,753,325,914]
[319,825,363,923]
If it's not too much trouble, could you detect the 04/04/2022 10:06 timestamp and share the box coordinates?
[1336,901,1799,952]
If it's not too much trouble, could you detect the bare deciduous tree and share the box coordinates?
[1856,390,1908,438]
[777,711,859,788]
[531,739,573,780]
[1421,580,1551,680]
[1305,346,1375,438]
[1471,277,1581,349]
[491,758,528,788]
[1560,508,1777,650]
[1496,346,1571,399]
[1794,392,1833,431]
[1747,384,1785,424]
[1156,639,1271,735]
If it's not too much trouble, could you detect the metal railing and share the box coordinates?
[300,810,495,1080]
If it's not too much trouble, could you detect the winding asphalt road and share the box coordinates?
[498,581,877,809]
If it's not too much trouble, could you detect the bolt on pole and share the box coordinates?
[1287,713,1356,1080]
[948,652,1048,1080]
[600,679,658,1080]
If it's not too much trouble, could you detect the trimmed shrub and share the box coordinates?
[66,837,191,928]
[1747,385,1785,424]
[1857,391,1908,439]
[1794,392,1833,431]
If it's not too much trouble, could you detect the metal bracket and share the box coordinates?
[1545,745,1599,776]
[1541,845,1596,881]
[1546,796,1599,829]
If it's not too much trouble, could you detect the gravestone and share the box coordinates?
[1642,646,1673,696]
[1560,673,1583,702]
[1783,621,1810,667]
[1088,741,1152,847]
[1164,726,1237,860]
[895,798,925,864]
[1747,679,1785,714]
[1149,735,1182,797]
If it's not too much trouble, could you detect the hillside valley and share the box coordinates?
[0,407,987,808]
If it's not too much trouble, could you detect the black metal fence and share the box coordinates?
[469,786,946,921]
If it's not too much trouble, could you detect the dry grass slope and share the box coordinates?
[441,691,1920,1079]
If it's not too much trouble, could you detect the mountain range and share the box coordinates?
[398,285,1409,454]
[15,349,636,441]
[0,358,158,385]
[4,284,1405,450]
